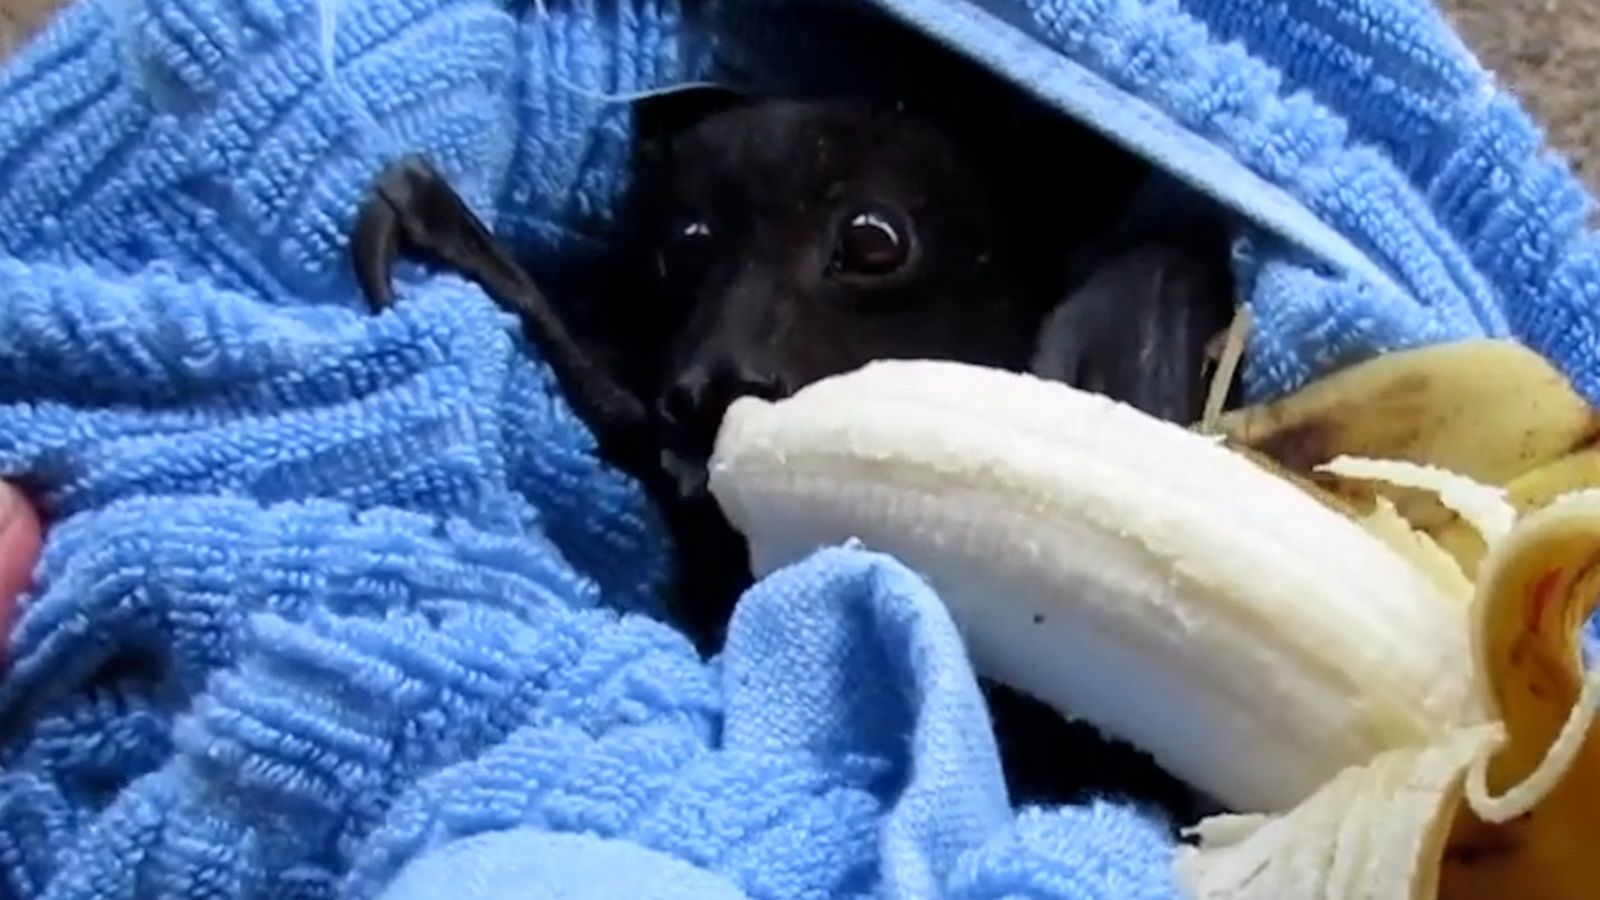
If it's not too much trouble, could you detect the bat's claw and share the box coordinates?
[346,154,655,476]
[350,155,466,312]
[352,183,401,311]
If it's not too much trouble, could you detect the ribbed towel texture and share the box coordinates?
[1,0,1596,897]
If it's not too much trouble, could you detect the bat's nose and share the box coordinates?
[659,361,786,436]
[656,361,787,495]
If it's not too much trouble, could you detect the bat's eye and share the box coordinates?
[831,204,913,280]
[657,219,715,285]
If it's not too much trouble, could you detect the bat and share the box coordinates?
[349,90,1236,821]
[350,90,1233,630]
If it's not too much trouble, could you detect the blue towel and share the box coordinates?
[1,0,1596,897]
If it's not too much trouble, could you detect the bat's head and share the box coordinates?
[629,91,1080,497]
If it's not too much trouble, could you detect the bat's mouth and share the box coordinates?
[654,391,742,502]
[658,443,713,501]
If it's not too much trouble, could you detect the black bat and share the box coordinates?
[351,90,1232,633]
[349,91,1234,821]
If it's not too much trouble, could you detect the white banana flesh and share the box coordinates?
[708,359,1485,814]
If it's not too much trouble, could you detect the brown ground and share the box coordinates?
[1443,0,1600,190]
[0,0,52,56]
[1,0,1597,185]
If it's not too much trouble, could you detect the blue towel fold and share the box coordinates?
[2,0,1596,897]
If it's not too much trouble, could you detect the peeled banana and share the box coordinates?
[708,359,1483,813]
[706,348,1600,900]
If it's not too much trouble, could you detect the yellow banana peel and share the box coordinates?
[1429,447,1600,578]
[1179,340,1600,900]
[1215,339,1600,544]
[1443,491,1600,898]
[1176,487,1600,900]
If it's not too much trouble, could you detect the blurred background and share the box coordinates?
[1447,0,1600,189]
[1,0,1596,187]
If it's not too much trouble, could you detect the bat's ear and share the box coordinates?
[632,84,751,150]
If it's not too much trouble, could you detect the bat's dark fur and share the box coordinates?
[349,90,1235,825]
